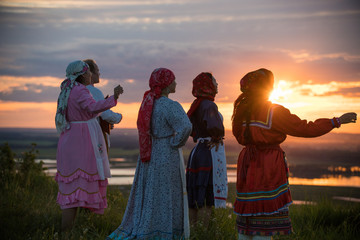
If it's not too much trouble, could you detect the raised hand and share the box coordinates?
[114,85,124,99]
[207,139,224,152]
[339,112,357,124]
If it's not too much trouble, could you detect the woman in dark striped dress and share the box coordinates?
[232,68,357,239]
[186,72,228,226]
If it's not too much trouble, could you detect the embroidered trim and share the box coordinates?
[236,182,289,201]
[58,187,101,196]
[234,202,293,217]
[214,196,227,200]
[57,168,98,177]
[242,106,274,129]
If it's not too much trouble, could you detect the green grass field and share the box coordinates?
[1,142,360,240]
[1,176,359,240]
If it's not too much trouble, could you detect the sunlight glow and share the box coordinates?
[269,80,293,103]
[289,176,360,188]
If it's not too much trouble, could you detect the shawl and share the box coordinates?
[137,68,175,162]
[55,60,89,133]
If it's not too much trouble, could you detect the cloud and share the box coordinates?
[0,0,359,104]
[317,87,360,97]
[281,49,360,63]
[279,81,360,98]
[0,84,60,102]
[0,75,61,92]
[0,0,190,9]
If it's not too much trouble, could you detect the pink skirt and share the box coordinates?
[55,118,110,214]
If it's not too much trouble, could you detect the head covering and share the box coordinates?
[55,60,89,133]
[187,72,217,118]
[137,68,175,162]
[240,68,274,96]
[232,68,274,144]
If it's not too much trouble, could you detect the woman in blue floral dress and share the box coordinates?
[107,68,192,240]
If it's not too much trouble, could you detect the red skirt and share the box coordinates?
[234,145,292,216]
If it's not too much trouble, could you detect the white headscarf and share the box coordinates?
[55,60,89,133]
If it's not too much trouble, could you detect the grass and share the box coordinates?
[1,143,359,240]
[1,178,359,240]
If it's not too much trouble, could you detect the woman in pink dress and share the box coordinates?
[55,60,123,231]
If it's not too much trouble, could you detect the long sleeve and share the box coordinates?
[77,86,117,115]
[271,105,334,138]
[87,85,122,124]
[167,101,192,148]
[202,101,224,140]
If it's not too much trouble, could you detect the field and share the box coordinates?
[1,178,360,240]
[1,142,360,240]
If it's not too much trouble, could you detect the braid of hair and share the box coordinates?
[232,93,258,144]
[243,102,252,144]
[232,93,245,136]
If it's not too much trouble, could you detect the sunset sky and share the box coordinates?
[0,0,359,133]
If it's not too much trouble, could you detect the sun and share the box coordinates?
[269,80,293,103]
[269,88,283,102]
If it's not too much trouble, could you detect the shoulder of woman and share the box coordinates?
[271,103,291,116]
[73,84,90,95]
[163,98,183,110]
[200,99,218,111]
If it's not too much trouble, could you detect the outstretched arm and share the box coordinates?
[339,112,357,124]
[272,106,356,138]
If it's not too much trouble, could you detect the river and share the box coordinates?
[40,158,360,188]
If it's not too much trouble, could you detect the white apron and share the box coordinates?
[189,137,228,208]
[178,148,190,239]
[71,118,111,180]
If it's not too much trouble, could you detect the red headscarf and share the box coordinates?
[187,72,217,118]
[137,68,175,162]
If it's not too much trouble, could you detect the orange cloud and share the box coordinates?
[0,75,61,93]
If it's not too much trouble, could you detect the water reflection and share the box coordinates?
[107,169,360,187]
[108,176,134,185]
[289,176,360,188]
[40,159,360,188]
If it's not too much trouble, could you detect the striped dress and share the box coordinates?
[233,101,337,236]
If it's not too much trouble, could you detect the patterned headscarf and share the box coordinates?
[187,72,217,118]
[240,68,273,95]
[137,68,175,162]
[55,60,89,133]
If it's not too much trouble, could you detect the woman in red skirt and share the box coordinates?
[232,68,357,239]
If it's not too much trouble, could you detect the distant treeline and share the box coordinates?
[0,128,359,179]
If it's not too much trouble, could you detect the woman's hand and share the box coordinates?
[339,112,357,124]
[207,139,224,152]
[114,85,124,99]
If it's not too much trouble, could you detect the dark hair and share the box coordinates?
[75,74,87,85]
[232,69,274,144]
[232,93,256,144]
[83,59,97,74]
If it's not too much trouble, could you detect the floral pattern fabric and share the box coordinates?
[137,68,175,162]
[108,97,192,240]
